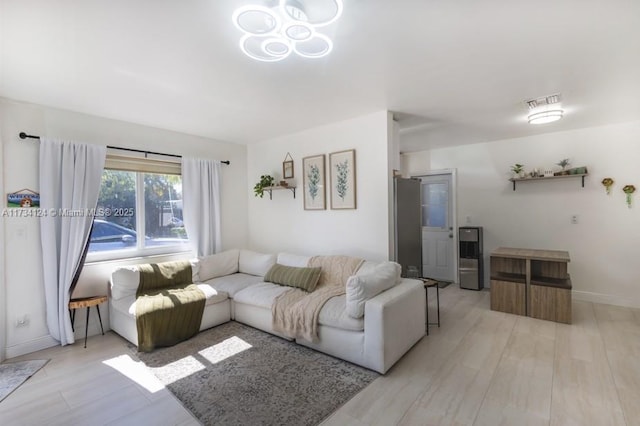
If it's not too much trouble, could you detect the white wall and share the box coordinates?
[0,98,248,358]
[247,111,393,261]
[388,117,400,260]
[400,150,431,177]
[403,120,640,307]
[0,107,5,362]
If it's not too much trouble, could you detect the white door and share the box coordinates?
[419,173,455,282]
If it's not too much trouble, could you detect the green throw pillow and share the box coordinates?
[264,263,322,292]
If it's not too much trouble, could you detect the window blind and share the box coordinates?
[104,154,181,175]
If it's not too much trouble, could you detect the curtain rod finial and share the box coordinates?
[19,132,27,139]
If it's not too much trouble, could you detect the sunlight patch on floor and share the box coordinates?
[103,355,165,393]
[198,336,252,365]
[148,355,207,384]
[103,336,252,389]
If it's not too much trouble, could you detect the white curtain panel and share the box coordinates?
[39,138,106,345]
[182,157,222,257]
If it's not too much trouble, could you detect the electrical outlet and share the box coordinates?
[571,215,578,224]
[15,314,29,327]
[14,226,27,239]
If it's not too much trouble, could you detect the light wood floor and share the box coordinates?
[2,285,639,425]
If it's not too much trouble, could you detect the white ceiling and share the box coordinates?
[2,0,639,152]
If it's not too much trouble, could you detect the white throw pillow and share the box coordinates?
[276,252,311,267]
[346,261,401,318]
[110,267,140,300]
[239,249,277,277]
[355,260,379,277]
[198,249,240,281]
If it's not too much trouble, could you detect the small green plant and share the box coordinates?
[556,158,570,169]
[253,174,275,198]
[511,163,524,174]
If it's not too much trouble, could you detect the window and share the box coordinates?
[421,181,448,228]
[87,156,189,260]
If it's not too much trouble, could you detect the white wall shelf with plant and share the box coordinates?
[253,174,296,199]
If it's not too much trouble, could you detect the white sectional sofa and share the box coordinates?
[109,249,426,374]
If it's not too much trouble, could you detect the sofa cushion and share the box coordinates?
[233,282,290,308]
[276,253,312,267]
[195,284,230,305]
[264,264,322,292]
[318,295,364,332]
[197,249,240,282]
[239,249,276,277]
[110,267,140,300]
[346,261,401,318]
[204,273,264,297]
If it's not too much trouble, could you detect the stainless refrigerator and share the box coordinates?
[394,177,422,278]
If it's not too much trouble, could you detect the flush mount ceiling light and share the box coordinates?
[232,0,343,62]
[526,94,564,124]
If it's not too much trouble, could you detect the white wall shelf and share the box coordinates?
[263,185,296,200]
[508,173,588,191]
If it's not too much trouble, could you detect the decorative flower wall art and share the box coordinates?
[623,184,636,208]
[601,177,614,195]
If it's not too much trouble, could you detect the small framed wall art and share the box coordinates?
[329,149,356,210]
[302,154,326,210]
[282,152,294,179]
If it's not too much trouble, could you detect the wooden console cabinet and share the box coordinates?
[490,247,571,324]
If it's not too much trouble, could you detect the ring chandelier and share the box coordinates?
[526,94,564,124]
[232,0,343,62]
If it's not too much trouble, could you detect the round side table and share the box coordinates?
[68,295,107,348]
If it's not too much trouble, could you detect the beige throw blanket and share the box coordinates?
[272,255,364,342]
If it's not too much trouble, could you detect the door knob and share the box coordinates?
[449,233,453,238]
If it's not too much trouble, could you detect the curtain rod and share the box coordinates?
[18,132,231,165]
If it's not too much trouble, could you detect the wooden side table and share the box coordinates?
[69,295,107,348]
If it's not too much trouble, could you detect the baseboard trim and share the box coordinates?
[6,335,59,359]
[573,290,640,309]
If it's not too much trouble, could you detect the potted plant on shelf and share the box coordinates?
[511,163,525,179]
[253,174,275,198]
[556,158,570,175]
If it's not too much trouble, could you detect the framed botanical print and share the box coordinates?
[329,149,356,209]
[302,154,326,210]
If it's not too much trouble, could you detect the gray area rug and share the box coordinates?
[133,321,378,426]
[0,359,49,402]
